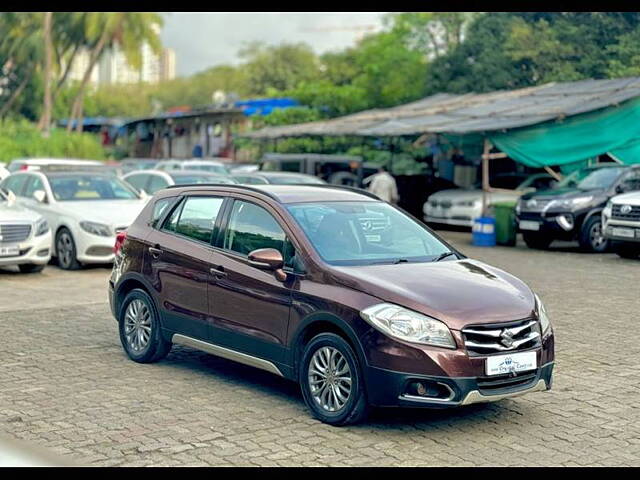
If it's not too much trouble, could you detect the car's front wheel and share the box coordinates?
[119,289,172,363]
[579,215,609,253]
[55,227,81,270]
[299,333,369,426]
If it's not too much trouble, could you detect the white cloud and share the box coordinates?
[160,12,387,76]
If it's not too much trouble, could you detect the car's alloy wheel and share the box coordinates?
[579,216,609,253]
[119,289,172,364]
[589,221,607,251]
[123,299,152,353]
[299,333,369,426]
[308,346,353,413]
[55,228,80,270]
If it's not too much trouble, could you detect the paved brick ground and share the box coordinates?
[1,231,639,466]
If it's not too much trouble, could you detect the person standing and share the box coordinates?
[368,165,399,204]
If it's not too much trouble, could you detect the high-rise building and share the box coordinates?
[67,50,99,88]
[160,48,176,82]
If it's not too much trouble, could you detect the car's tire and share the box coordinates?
[55,227,81,270]
[613,243,640,259]
[119,288,171,364]
[18,264,45,273]
[522,232,552,250]
[578,215,609,253]
[299,333,369,426]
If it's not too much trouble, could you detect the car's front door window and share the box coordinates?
[223,200,287,256]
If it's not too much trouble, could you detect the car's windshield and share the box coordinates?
[269,175,325,185]
[172,174,237,185]
[48,175,140,201]
[558,167,625,190]
[287,201,452,266]
[186,164,229,175]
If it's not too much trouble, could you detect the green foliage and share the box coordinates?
[260,107,322,127]
[0,119,106,162]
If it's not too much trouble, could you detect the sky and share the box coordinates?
[160,12,388,77]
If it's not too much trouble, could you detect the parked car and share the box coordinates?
[119,158,160,174]
[7,158,103,172]
[0,164,9,181]
[423,173,558,228]
[603,189,640,259]
[109,184,554,426]
[0,170,147,270]
[229,164,260,174]
[232,171,327,185]
[516,163,640,252]
[0,189,51,273]
[123,170,238,195]
[259,153,379,186]
[155,159,231,175]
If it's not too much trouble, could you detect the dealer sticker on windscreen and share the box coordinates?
[485,351,537,376]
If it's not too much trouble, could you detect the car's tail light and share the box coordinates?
[19,164,28,171]
[114,230,128,254]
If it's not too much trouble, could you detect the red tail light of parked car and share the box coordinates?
[114,230,127,254]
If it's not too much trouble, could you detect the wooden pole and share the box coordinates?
[481,138,491,216]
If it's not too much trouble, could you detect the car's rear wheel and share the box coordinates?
[522,232,552,250]
[55,227,81,270]
[119,288,171,363]
[579,216,609,252]
[18,264,45,273]
[299,333,369,426]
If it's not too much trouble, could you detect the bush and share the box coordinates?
[0,119,106,163]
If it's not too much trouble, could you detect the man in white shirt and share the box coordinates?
[367,165,399,204]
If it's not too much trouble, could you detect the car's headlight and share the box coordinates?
[79,221,112,237]
[360,303,456,349]
[534,294,551,335]
[556,196,593,209]
[603,200,612,217]
[35,218,49,236]
[515,201,521,215]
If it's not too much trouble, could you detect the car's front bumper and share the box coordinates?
[0,230,52,267]
[364,361,554,408]
[602,217,640,243]
[74,229,116,264]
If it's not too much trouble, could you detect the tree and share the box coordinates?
[40,12,53,136]
[238,42,320,95]
[67,12,163,132]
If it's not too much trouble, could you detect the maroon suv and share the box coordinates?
[109,184,554,425]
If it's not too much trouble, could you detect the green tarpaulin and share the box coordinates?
[489,97,640,170]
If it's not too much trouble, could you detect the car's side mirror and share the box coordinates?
[33,190,47,203]
[615,184,626,194]
[248,248,287,282]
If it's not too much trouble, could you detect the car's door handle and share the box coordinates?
[148,247,163,258]
[210,266,227,278]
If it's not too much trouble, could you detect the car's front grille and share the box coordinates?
[611,204,640,221]
[462,318,541,356]
[0,223,32,244]
[476,371,538,393]
[519,198,553,212]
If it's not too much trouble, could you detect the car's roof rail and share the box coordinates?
[164,183,282,201]
[301,183,381,200]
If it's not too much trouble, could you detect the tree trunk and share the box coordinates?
[39,12,53,137]
[0,70,31,119]
[67,22,114,132]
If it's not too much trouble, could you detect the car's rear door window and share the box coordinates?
[162,196,224,244]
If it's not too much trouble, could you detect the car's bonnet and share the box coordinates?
[56,199,147,227]
[0,202,42,223]
[330,259,536,330]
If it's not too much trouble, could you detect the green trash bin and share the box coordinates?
[493,201,518,246]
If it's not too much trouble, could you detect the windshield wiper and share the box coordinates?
[432,251,457,262]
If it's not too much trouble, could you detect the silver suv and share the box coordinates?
[603,190,640,259]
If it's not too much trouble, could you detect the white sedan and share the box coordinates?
[0,189,51,273]
[0,170,147,270]
[423,173,558,228]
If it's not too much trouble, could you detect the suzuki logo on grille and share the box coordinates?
[500,329,516,348]
[621,204,633,214]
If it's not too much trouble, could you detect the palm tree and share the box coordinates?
[67,12,163,132]
[40,12,53,136]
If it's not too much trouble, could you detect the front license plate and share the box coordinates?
[612,227,635,238]
[485,351,537,376]
[0,246,20,257]
[519,220,541,231]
